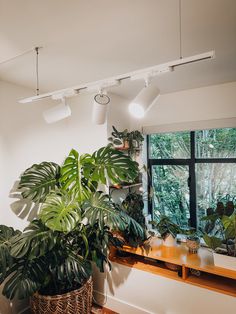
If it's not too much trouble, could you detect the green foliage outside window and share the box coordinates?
[149,128,236,229]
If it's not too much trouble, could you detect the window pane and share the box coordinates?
[196,163,236,230]
[195,128,236,158]
[152,165,190,227]
[149,132,190,159]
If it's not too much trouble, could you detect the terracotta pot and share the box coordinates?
[123,140,129,149]
[186,237,200,253]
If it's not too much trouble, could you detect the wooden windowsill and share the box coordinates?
[109,237,236,297]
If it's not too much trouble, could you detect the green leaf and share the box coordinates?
[60,149,95,202]
[19,162,61,203]
[221,214,236,239]
[83,192,144,239]
[84,145,139,185]
[203,234,222,250]
[83,192,127,230]
[10,220,57,260]
[2,258,47,300]
[119,210,145,239]
[39,191,81,232]
[52,253,91,286]
[0,225,21,280]
[201,214,219,222]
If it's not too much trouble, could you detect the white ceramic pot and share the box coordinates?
[163,234,175,247]
[213,252,236,271]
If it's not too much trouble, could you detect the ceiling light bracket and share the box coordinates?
[130,66,172,83]
[51,89,78,100]
[86,79,120,93]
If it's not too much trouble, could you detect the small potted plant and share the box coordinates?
[150,216,181,247]
[186,234,201,253]
[202,198,236,271]
[128,130,144,155]
[108,126,130,149]
[108,126,144,155]
[150,216,182,271]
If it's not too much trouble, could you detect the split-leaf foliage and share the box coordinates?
[0,145,144,299]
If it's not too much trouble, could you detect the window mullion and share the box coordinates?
[189,131,197,228]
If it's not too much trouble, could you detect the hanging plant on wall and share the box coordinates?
[108,126,144,155]
[0,145,144,314]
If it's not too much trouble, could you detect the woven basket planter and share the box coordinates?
[30,277,93,314]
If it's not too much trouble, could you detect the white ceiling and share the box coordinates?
[0,0,236,99]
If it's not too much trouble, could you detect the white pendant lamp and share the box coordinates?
[92,93,110,125]
[43,98,71,124]
[129,82,160,119]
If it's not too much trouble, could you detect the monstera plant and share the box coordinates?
[0,145,144,312]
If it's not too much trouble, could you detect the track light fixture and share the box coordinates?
[18,49,215,123]
[129,77,160,119]
[43,98,71,124]
[19,51,215,105]
[92,91,110,125]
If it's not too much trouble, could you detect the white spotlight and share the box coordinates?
[92,93,110,125]
[129,83,160,119]
[43,98,71,124]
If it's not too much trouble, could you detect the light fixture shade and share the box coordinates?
[92,94,110,125]
[129,84,160,118]
[43,102,71,124]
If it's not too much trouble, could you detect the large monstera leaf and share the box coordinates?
[19,162,61,203]
[60,149,96,202]
[10,220,58,260]
[84,145,139,185]
[2,257,47,300]
[39,190,81,232]
[83,192,144,239]
[52,252,92,286]
[0,225,21,281]
[83,192,127,230]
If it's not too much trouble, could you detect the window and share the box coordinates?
[147,128,236,229]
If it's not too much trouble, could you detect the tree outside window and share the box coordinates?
[148,128,236,230]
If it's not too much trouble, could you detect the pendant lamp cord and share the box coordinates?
[35,47,40,95]
[179,0,183,59]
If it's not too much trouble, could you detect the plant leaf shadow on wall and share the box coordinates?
[9,180,41,221]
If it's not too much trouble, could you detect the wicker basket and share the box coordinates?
[30,277,93,314]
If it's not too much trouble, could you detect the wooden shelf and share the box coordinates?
[110,238,236,297]
[111,254,182,282]
[114,147,141,152]
[185,272,236,297]
[109,183,142,190]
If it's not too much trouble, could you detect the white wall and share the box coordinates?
[131,81,236,131]
[0,135,6,212]
[93,262,236,314]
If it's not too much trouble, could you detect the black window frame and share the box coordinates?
[147,131,236,229]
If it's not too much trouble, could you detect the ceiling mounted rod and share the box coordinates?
[0,46,43,67]
[179,0,183,59]
[19,50,215,104]
[35,47,40,96]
